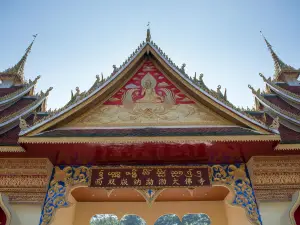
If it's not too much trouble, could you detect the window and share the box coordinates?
[90,214,118,225]
[154,213,211,225]
[90,214,146,225]
[154,214,181,225]
[182,214,211,225]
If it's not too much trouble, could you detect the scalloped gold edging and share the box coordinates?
[275,143,300,151]
[0,146,25,152]
[18,134,281,144]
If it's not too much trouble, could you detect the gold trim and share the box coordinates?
[19,134,281,144]
[0,146,25,152]
[23,44,272,136]
[275,143,300,151]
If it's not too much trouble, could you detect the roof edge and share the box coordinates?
[0,75,40,105]
[19,134,281,144]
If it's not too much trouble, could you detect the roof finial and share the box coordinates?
[1,34,38,83]
[260,31,297,81]
[146,22,151,42]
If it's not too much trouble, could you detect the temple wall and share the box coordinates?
[10,204,42,225]
[259,201,291,225]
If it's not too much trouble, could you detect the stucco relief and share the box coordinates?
[0,158,53,203]
[247,156,300,201]
[67,61,232,127]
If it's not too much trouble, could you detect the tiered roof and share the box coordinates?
[248,34,300,150]
[0,36,52,152]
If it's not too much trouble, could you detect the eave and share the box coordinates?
[0,88,52,128]
[260,74,300,104]
[0,76,40,106]
[20,41,275,136]
[252,92,300,126]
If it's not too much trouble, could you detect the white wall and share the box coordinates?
[10,204,42,225]
[259,202,290,225]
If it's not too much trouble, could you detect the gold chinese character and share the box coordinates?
[156,169,166,178]
[121,178,128,186]
[173,178,180,185]
[95,178,103,185]
[185,177,192,185]
[142,169,152,176]
[197,178,205,185]
[108,179,116,185]
[134,178,142,186]
[146,178,154,186]
[158,178,167,186]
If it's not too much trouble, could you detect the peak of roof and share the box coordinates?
[0,34,38,84]
[260,31,300,82]
[146,22,151,43]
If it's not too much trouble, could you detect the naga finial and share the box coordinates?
[259,73,267,82]
[112,65,118,75]
[180,63,186,73]
[19,117,29,130]
[248,85,257,94]
[45,87,53,96]
[270,117,280,130]
[146,22,151,42]
[75,87,80,95]
[96,74,100,83]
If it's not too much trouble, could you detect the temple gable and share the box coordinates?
[65,61,233,127]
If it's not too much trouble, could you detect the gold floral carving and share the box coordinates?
[247,156,300,201]
[70,103,230,127]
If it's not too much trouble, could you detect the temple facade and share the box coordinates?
[0,29,299,225]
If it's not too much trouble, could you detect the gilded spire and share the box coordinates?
[146,22,151,42]
[260,31,298,81]
[1,34,38,83]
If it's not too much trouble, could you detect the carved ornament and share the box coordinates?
[0,158,53,203]
[247,156,300,201]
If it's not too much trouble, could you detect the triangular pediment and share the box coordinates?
[64,61,233,127]
[20,41,275,136]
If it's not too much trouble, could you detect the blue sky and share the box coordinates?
[1,1,300,110]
